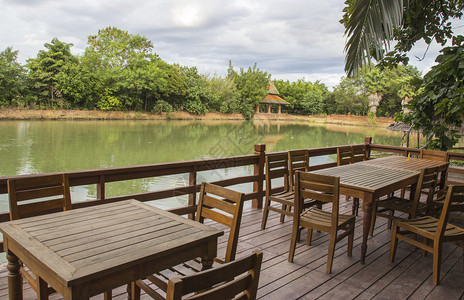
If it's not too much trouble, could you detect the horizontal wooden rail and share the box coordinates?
[1,139,462,253]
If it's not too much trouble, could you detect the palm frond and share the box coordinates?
[344,0,406,76]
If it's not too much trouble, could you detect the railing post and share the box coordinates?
[97,175,105,200]
[188,166,197,220]
[364,137,372,159]
[253,144,266,208]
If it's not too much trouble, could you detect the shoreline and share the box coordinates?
[0,109,393,127]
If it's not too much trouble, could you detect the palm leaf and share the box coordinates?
[344,0,406,76]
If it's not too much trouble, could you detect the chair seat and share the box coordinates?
[300,208,355,229]
[269,191,294,204]
[377,196,428,214]
[397,216,464,240]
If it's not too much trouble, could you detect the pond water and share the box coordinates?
[0,119,403,211]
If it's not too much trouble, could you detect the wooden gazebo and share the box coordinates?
[256,82,289,114]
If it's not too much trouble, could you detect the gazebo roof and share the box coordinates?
[261,82,289,105]
[267,82,279,95]
[262,94,290,105]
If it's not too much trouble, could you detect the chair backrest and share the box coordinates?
[295,171,340,225]
[166,250,263,300]
[411,167,438,217]
[288,150,309,190]
[196,182,245,263]
[7,174,72,220]
[265,153,290,196]
[352,145,367,163]
[420,149,449,162]
[436,185,464,239]
[337,146,353,166]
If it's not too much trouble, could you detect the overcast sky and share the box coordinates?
[1,0,460,88]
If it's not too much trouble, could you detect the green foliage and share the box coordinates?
[341,0,464,75]
[97,90,123,111]
[179,66,209,115]
[402,35,464,150]
[27,38,78,108]
[273,79,329,115]
[82,26,168,111]
[152,100,173,113]
[0,47,25,106]
[203,75,240,113]
[342,0,464,149]
[228,62,270,119]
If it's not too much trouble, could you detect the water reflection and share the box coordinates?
[0,120,403,210]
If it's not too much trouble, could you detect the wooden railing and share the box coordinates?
[0,137,463,253]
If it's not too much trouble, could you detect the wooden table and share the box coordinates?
[0,200,223,299]
[311,156,448,264]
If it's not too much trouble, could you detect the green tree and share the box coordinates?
[82,27,168,111]
[227,62,270,119]
[0,47,25,106]
[179,66,209,115]
[403,36,464,150]
[301,90,324,115]
[27,38,78,108]
[342,0,464,149]
[331,75,369,115]
[203,75,240,113]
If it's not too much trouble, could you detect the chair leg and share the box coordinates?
[261,198,270,230]
[280,204,287,223]
[307,228,313,246]
[387,210,394,229]
[130,281,141,300]
[38,277,48,300]
[347,223,354,257]
[389,222,398,262]
[288,221,300,263]
[351,197,359,216]
[326,234,337,274]
[104,290,112,300]
[433,242,443,285]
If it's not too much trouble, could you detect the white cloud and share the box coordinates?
[0,0,454,88]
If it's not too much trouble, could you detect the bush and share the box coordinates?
[184,100,208,115]
[152,100,173,113]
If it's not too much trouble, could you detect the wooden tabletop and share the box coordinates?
[361,156,449,172]
[0,200,223,298]
[312,163,418,193]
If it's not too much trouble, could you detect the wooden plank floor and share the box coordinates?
[1,196,463,299]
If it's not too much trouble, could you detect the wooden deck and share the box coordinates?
[1,197,463,299]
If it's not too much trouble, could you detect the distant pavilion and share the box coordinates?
[256,82,289,114]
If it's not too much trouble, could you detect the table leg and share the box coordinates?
[361,193,374,265]
[7,250,22,300]
[201,240,218,271]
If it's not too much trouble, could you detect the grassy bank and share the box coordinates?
[0,109,393,127]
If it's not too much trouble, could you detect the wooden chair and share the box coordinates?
[390,185,464,285]
[162,250,263,300]
[337,146,353,166]
[261,153,320,229]
[133,182,245,299]
[420,149,449,162]
[288,171,355,274]
[7,174,72,298]
[337,146,362,215]
[288,149,310,191]
[352,144,367,163]
[370,167,439,236]
[420,149,449,189]
[261,153,294,229]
